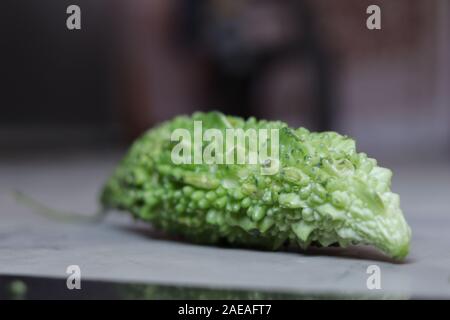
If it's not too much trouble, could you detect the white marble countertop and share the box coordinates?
[1,150,450,298]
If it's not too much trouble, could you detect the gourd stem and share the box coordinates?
[12,190,107,224]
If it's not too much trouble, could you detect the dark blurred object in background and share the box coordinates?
[116,0,335,138]
[178,0,334,130]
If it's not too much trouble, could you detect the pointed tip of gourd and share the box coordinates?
[383,229,411,260]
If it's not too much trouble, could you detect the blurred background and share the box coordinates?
[2,0,449,162]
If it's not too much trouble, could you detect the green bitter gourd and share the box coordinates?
[101,112,411,259]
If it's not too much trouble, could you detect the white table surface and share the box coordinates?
[1,149,450,299]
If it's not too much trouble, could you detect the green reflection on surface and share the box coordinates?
[0,275,407,300]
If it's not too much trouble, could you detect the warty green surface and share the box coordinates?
[101,112,411,259]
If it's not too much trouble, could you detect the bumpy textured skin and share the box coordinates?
[101,112,411,259]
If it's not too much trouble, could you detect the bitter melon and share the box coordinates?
[101,112,411,259]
